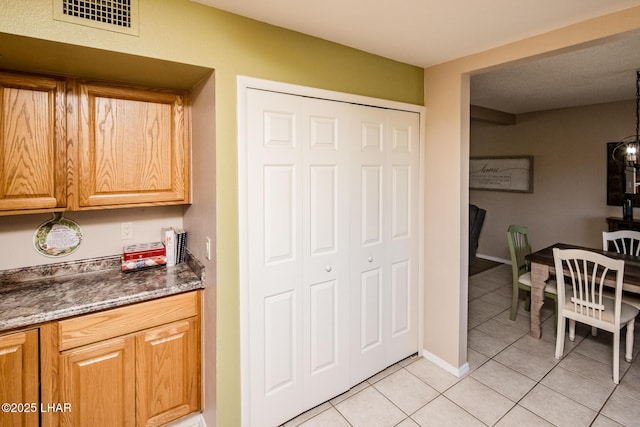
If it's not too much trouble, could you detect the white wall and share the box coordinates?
[0,206,184,270]
[470,100,634,261]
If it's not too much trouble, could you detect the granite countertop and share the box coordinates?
[0,250,205,333]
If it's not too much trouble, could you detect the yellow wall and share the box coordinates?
[423,6,640,371]
[0,1,423,425]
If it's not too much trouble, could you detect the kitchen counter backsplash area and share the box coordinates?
[0,249,205,332]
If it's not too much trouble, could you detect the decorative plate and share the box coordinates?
[33,213,83,257]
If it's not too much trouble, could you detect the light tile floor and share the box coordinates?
[280,264,640,427]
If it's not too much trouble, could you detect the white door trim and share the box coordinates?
[237,76,425,427]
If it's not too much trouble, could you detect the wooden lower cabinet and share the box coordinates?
[0,329,39,427]
[56,291,201,427]
[59,336,136,426]
[136,318,200,427]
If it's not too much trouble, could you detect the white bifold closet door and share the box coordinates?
[245,88,418,427]
[349,105,420,385]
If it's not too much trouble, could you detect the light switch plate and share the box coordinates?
[121,222,133,240]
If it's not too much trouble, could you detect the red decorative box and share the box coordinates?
[123,242,166,261]
[122,242,167,272]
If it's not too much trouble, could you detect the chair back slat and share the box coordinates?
[553,248,625,327]
[507,225,531,279]
[603,230,640,256]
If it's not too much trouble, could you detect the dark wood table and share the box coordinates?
[525,243,640,338]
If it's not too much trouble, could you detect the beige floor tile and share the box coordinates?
[540,366,613,411]
[539,316,558,341]
[475,318,528,344]
[469,275,506,291]
[617,370,640,401]
[493,345,555,381]
[329,381,369,405]
[334,386,405,427]
[396,418,420,427]
[468,328,510,357]
[512,333,562,365]
[494,283,515,298]
[494,405,555,427]
[493,308,532,332]
[466,348,489,373]
[373,368,439,415]
[398,353,420,367]
[283,402,333,427]
[404,357,461,392]
[471,359,536,401]
[478,290,512,309]
[625,357,640,377]
[411,396,485,427]
[444,377,515,425]
[601,388,640,426]
[558,351,617,388]
[591,414,626,427]
[468,311,493,329]
[574,333,632,372]
[520,384,596,427]
[297,407,351,427]
[551,324,590,352]
[475,264,512,284]
[366,363,401,384]
[469,299,506,318]
[469,285,491,300]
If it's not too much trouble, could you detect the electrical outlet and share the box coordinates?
[121,222,134,240]
[205,237,211,261]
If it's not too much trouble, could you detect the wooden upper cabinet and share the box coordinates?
[0,72,66,213]
[76,83,190,209]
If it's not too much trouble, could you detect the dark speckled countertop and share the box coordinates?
[0,249,205,332]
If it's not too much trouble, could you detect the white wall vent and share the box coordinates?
[53,0,139,36]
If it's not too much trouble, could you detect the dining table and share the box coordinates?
[525,242,640,338]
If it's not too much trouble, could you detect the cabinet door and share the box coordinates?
[59,336,135,427]
[0,72,66,213]
[135,318,200,427]
[78,83,189,208]
[0,329,39,427]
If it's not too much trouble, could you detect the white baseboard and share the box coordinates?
[166,413,206,427]
[476,253,511,264]
[421,349,469,378]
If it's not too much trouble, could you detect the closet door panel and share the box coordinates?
[350,107,389,384]
[385,111,420,362]
[302,103,350,408]
[244,87,420,426]
[247,89,305,427]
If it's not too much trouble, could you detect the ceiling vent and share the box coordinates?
[53,0,139,36]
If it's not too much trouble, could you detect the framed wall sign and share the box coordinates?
[470,156,534,193]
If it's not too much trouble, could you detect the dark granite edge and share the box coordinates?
[0,279,204,332]
[1,250,207,285]
[0,255,122,283]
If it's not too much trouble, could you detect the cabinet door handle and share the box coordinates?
[368,256,374,263]
[325,265,332,272]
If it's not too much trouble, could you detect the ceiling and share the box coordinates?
[194,0,640,114]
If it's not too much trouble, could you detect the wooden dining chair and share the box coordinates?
[603,230,640,256]
[602,230,640,310]
[553,248,639,383]
[507,225,558,323]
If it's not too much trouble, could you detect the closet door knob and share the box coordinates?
[325,265,332,272]
[368,256,373,263]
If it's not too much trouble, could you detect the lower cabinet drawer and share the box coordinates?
[58,291,199,351]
